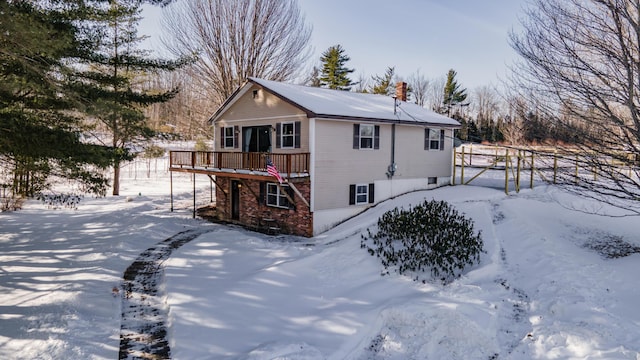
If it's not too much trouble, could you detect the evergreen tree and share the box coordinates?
[370,66,395,95]
[319,45,355,91]
[71,0,185,195]
[442,69,468,116]
[0,1,114,197]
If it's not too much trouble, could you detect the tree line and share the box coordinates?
[3,0,640,212]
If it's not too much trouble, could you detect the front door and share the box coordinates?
[231,180,240,220]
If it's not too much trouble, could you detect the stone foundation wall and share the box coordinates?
[215,177,313,237]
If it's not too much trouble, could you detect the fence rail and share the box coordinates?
[169,151,310,178]
[454,144,639,194]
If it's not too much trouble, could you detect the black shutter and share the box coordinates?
[353,124,360,149]
[220,127,225,148]
[349,184,356,205]
[275,123,281,148]
[424,128,429,150]
[259,182,265,205]
[294,121,301,148]
[233,126,239,148]
[368,183,375,203]
[439,129,445,151]
[374,125,380,149]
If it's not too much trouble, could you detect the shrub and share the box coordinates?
[360,199,484,283]
[37,192,83,210]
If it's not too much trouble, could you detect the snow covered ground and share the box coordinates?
[1,160,640,359]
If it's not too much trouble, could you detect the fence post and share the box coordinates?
[461,146,465,185]
[516,150,522,193]
[505,150,510,195]
[530,151,535,189]
[452,147,457,185]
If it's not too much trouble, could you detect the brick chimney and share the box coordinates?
[395,82,407,102]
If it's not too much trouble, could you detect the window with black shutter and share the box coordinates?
[353,124,380,150]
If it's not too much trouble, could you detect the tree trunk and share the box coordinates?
[112,161,120,196]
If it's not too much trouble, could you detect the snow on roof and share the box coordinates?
[248,77,460,127]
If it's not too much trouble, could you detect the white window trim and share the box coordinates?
[280,121,296,149]
[355,183,369,205]
[359,124,375,150]
[266,183,290,209]
[428,128,441,151]
[223,126,235,149]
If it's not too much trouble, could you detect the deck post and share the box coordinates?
[170,171,174,212]
[192,173,196,219]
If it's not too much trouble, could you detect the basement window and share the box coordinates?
[266,183,293,209]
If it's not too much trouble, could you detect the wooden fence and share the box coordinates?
[453,144,639,194]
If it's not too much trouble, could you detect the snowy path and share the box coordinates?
[119,228,212,359]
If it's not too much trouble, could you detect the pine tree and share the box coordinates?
[71,0,186,196]
[0,1,113,198]
[370,66,395,95]
[319,45,355,91]
[442,69,468,116]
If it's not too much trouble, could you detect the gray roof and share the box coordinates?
[211,77,460,127]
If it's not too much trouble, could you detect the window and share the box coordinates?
[222,126,237,148]
[353,124,380,149]
[428,177,437,185]
[276,121,301,148]
[425,128,445,151]
[349,183,375,205]
[355,184,368,204]
[266,183,292,208]
[360,124,374,149]
[281,122,295,148]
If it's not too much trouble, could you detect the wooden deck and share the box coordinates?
[169,151,310,178]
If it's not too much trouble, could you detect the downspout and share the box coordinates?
[387,123,397,179]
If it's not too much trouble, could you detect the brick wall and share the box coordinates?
[215,176,313,237]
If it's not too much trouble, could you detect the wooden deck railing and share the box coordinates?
[169,151,310,177]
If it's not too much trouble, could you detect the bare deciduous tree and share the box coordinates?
[426,76,446,113]
[509,0,640,213]
[407,70,429,107]
[161,0,312,107]
[473,86,499,125]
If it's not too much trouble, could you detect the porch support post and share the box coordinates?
[207,175,228,196]
[192,173,196,219]
[286,181,310,209]
[276,182,297,207]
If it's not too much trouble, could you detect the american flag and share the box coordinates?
[266,157,283,184]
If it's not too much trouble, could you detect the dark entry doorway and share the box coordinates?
[242,126,271,152]
[231,180,240,220]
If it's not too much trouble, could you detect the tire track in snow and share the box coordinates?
[118,228,212,360]
[490,201,533,356]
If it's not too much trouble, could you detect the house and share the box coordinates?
[169,78,460,237]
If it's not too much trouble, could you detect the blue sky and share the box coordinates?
[141,0,526,90]
[297,0,526,89]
